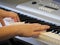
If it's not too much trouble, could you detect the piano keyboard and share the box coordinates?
[0,7,60,45]
[15,14,60,45]
[37,32,60,45]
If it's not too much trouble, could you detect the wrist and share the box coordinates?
[8,25,22,36]
[2,25,19,36]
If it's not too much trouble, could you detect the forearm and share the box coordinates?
[0,25,19,41]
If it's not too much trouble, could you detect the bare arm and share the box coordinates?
[0,23,50,41]
[0,25,18,41]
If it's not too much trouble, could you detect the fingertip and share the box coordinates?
[47,26,50,28]
[45,25,50,29]
[40,25,50,30]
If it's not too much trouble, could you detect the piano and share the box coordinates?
[0,0,60,45]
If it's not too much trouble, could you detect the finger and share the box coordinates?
[14,16,20,22]
[40,25,50,30]
[34,30,43,32]
[32,32,40,37]
[32,23,42,25]
[0,16,5,26]
[8,12,20,22]
[0,9,20,22]
[13,18,18,22]
[0,17,5,26]
[37,25,50,30]
[1,19,5,26]
[16,16,20,22]
[0,9,9,18]
[34,25,50,32]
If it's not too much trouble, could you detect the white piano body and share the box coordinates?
[0,0,60,45]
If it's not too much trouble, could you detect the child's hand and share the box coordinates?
[0,9,20,26]
[13,23,50,37]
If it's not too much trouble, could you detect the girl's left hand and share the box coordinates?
[0,9,20,26]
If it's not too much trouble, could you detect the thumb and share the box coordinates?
[0,17,5,26]
[1,19,5,26]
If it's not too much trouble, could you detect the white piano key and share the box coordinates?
[55,31,58,34]
[36,31,60,45]
[58,33,60,35]
[51,30,55,32]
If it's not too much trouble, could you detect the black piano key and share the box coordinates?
[51,30,56,33]
[49,26,60,34]
[46,26,56,32]
[57,29,60,34]
[53,26,60,32]
[55,31,60,34]
[32,1,37,4]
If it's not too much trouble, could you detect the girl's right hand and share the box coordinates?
[13,23,50,37]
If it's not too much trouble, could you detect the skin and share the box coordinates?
[0,9,50,41]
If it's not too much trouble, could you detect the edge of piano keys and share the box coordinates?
[36,31,60,45]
